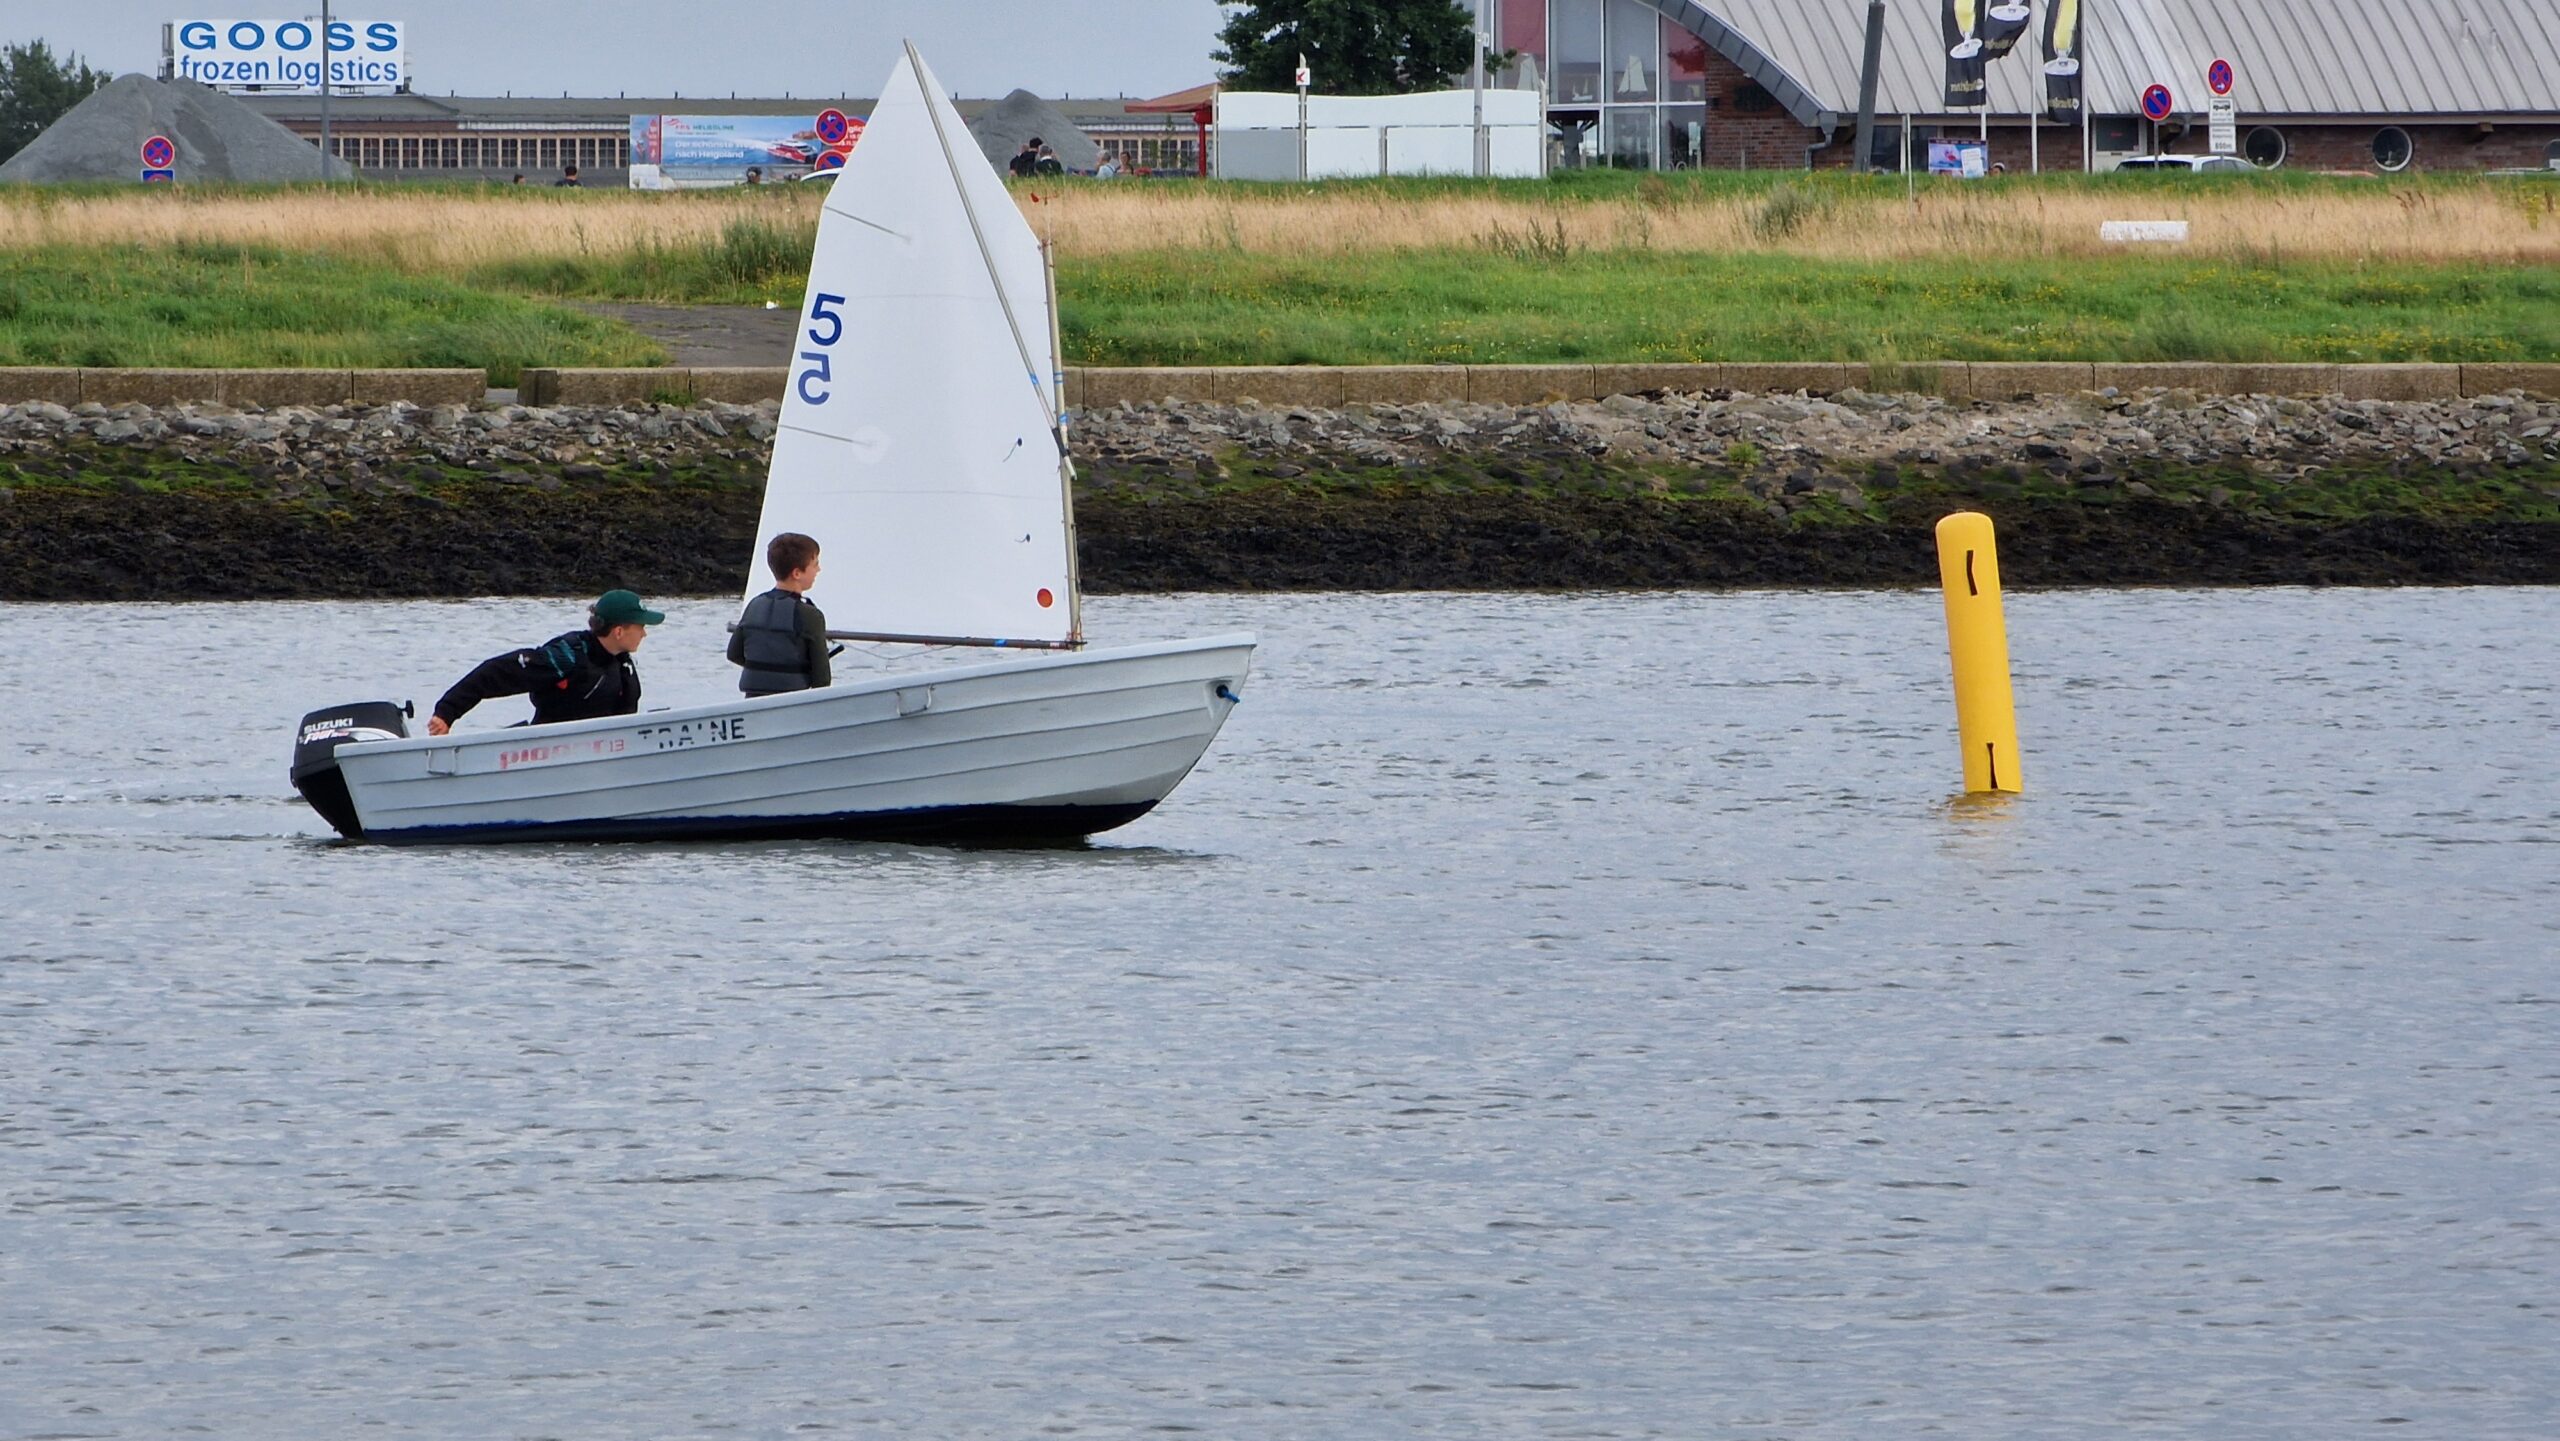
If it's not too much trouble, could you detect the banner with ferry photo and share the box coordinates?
[626,113,863,189]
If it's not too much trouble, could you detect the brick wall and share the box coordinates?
[2148,122,2560,173]
[1805,115,2559,175]
[1701,49,1826,170]
[1811,120,2093,173]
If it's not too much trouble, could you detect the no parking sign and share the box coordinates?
[141,133,176,181]
[2139,84,2175,123]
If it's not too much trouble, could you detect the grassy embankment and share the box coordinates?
[1,172,2556,376]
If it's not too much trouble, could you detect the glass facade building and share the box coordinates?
[1502,0,1715,169]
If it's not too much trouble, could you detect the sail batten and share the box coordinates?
[745,44,1076,648]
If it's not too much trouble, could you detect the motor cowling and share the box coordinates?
[291,700,410,838]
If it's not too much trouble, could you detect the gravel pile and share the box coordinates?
[966,90,1098,173]
[0,74,345,183]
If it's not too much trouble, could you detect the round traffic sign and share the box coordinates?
[2140,84,2175,122]
[140,134,175,169]
[2207,59,2234,96]
[814,108,850,146]
[814,149,846,171]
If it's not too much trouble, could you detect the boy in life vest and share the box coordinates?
[729,532,833,695]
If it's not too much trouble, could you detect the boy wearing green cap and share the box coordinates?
[426,589,664,735]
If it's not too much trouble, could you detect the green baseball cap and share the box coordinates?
[592,589,665,626]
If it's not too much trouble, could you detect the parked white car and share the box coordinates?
[2109,154,2255,173]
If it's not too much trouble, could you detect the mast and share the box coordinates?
[1045,234,1085,645]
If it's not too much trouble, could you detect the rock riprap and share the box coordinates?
[3,387,2555,598]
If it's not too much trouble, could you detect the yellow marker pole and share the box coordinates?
[1934,511,2022,793]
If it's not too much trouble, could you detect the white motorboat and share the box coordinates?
[289,43,1255,844]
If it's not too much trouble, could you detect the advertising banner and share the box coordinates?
[165,19,405,92]
[1928,138,1988,178]
[1942,0,1986,109]
[627,113,863,189]
[1981,3,2031,59]
[2043,0,2087,126]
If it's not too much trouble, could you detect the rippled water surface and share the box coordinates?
[3,589,2554,1439]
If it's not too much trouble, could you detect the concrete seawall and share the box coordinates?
[0,369,488,408]
[519,361,2557,407]
[5,363,2555,410]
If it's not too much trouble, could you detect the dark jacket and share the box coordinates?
[728,588,831,695]
[434,629,641,727]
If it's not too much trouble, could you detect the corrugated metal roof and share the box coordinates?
[234,93,1144,126]
[1646,0,2560,127]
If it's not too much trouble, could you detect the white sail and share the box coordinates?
[749,45,1075,647]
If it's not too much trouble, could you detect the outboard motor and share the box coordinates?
[291,701,411,838]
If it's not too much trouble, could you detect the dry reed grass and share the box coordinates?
[3,179,2554,267]
[0,187,827,271]
[1039,181,2560,264]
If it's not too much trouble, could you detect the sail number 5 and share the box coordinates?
[797,292,848,405]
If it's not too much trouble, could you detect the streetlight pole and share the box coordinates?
[1471,0,1488,177]
[317,0,334,180]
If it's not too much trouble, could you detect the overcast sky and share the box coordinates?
[27,1,1237,101]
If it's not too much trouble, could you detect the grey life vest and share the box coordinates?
[735,589,813,694]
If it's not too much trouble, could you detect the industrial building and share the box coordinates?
[233,90,1202,184]
[1501,0,2560,172]
[194,1,2559,182]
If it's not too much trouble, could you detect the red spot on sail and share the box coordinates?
[1036,588,1055,608]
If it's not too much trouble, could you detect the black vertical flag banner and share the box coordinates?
[1983,3,2032,59]
[1944,0,1987,108]
[2043,0,2086,126]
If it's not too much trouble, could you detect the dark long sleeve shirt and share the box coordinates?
[434,629,642,727]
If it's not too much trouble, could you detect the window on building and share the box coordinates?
[1605,0,1657,103]
[1499,0,1546,65]
[361,137,381,169]
[1661,104,1705,170]
[2243,126,2286,169]
[1866,123,1906,173]
[1549,115,1598,169]
[1552,0,1604,106]
[1603,105,1655,169]
[401,138,421,168]
[2372,126,2412,171]
[1662,17,1707,104]
[2544,138,2559,170]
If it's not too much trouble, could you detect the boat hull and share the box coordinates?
[318,634,1254,846]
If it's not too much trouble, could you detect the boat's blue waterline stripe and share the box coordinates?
[357,800,1158,847]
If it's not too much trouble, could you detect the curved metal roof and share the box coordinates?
[1643,0,2560,127]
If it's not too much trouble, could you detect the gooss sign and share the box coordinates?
[164,18,407,92]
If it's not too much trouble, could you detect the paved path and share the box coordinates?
[578,303,798,368]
